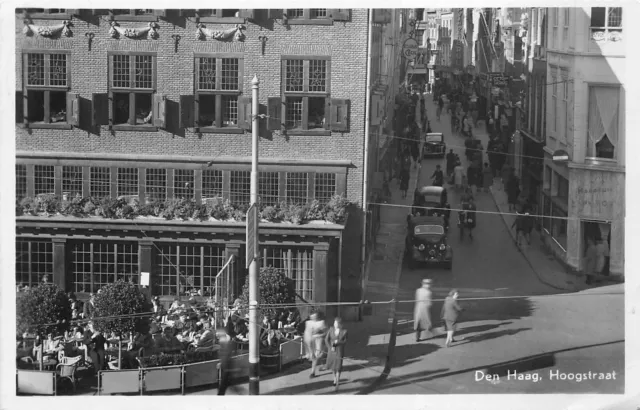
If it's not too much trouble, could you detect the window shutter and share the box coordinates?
[16,91,24,124]
[180,95,195,128]
[370,95,381,126]
[153,9,166,17]
[268,9,283,19]
[237,96,252,131]
[153,94,166,128]
[66,93,79,126]
[239,9,255,19]
[92,93,109,126]
[329,9,350,21]
[267,97,282,131]
[324,98,331,130]
[330,99,349,131]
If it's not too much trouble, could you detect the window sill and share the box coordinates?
[197,17,245,24]
[286,129,331,136]
[27,123,72,130]
[24,13,71,20]
[112,125,159,132]
[110,15,158,22]
[287,18,333,26]
[197,127,246,134]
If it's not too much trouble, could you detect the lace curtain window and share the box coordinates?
[587,86,620,158]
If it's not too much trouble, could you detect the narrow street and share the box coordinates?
[368,96,625,394]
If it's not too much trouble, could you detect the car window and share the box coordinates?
[426,135,443,143]
[414,225,445,235]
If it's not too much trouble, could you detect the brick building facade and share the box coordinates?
[14,9,391,312]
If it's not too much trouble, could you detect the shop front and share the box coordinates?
[519,130,544,215]
[566,165,625,279]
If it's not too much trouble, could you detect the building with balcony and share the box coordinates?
[14,8,403,316]
[542,7,625,279]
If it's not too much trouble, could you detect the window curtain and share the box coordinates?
[588,86,620,148]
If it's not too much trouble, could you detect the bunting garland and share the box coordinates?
[195,23,245,42]
[109,21,159,40]
[23,20,72,37]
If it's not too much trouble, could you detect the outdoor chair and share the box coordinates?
[56,355,83,393]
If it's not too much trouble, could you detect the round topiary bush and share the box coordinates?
[92,280,150,337]
[16,283,71,336]
[240,266,296,323]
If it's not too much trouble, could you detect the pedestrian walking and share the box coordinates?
[410,141,420,169]
[414,279,433,342]
[584,238,598,285]
[400,167,410,199]
[446,150,456,178]
[437,96,444,121]
[441,290,463,347]
[431,165,444,187]
[506,172,520,212]
[466,165,476,193]
[482,162,493,192]
[453,161,464,191]
[324,317,348,390]
[511,212,525,247]
[216,330,238,395]
[304,312,327,378]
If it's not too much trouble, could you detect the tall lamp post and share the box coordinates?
[248,75,260,395]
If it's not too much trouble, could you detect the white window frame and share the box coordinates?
[563,8,570,47]
[586,85,620,161]
[590,7,623,37]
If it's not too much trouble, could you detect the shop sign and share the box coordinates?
[402,38,419,61]
[491,75,509,87]
[552,149,569,162]
[572,171,622,219]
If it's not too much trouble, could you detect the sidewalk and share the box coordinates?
[469,123,585,292]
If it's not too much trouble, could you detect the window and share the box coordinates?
[587,86,620,160]
[90,167,111,198]
[15,239,53,287]
[146,168,166,201]
[561,69,569,143]
[314,173,336,203]
[34,165,55,195]
[71,241,139,293]
[196,9,245,23]
[286,172,309,205]
[262,246,314,301]
[21,52,71,128]
[109,53,156,129]
[415,29,425,45]
[109,9,161,21]
[416,8,425,21]
[62,166,83,198]
[590,7,622,37]
[551,205,567,251]
[259,172,280,206]
[195,55,244,132]
[174,169,195,199]
[282,57,331,132]
[16,164,27,200]
[230,170,250,204]
[21,8,70,19]
[152,244,225,297]
[552,8,558,49]
[202,169,223,201]
[285,9,334,23]
[556,174,569,202]
[563,8,570,46]
[117,168,138,197]
[550,68,557,133]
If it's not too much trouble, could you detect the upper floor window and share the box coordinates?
[20,8,71,19]
[563,9,570,46]
[416,8,425,21]
[109,9,164,22]
[19,52,77,129]
[191,55,244,133]
[195,9,250,23]
[551,8,558,49]
[63,166,84,198]
[587,86,620,160]
[103,52,165,131]
[16,165,27,201]
[591,7,622,34]
[34,165,55,196]
[281,8,348,24]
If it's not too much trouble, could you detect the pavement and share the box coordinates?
[367,95,626,395]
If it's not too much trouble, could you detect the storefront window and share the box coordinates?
[261,246,314,301]
[70,241,139,293]
[551,204,567,251]
[542,194,552,233]
[16,239,53,288]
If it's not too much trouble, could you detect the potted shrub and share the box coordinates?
[17,283,71,337]
[239,266,295,324]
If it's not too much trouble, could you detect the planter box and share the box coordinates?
[17,370,56,395]
[183,360,220,389]
[142,366,182,393]
[260,350,280,373]
[99,369,141,395]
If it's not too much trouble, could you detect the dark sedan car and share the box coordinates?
[405,215,453,269]
[423,133,446,158]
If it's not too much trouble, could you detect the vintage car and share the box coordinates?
[411,185,450,225]
[405,215,453,269]
[423,133,446,158]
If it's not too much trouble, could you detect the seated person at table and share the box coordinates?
[151,297,166,322]
[69,295,83,320]
[128,331,153,353]
[234,317,249,342]
[260,316,278,348]
[192,322,215,350]
[154,326,183,353]
[71,326,84,340]
[178,323,198,342]
[168,298,185,316]
[83,321,106,373]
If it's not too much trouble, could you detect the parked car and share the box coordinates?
[411,185,450,229]
[405,215,453,269]
[423,133,446,158]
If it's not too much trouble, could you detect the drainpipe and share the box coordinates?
[360,9,374,308]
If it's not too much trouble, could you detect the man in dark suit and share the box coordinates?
[441,290,464,347]
[82,293,96,319]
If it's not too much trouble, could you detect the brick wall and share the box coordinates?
[15,9,369,203]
